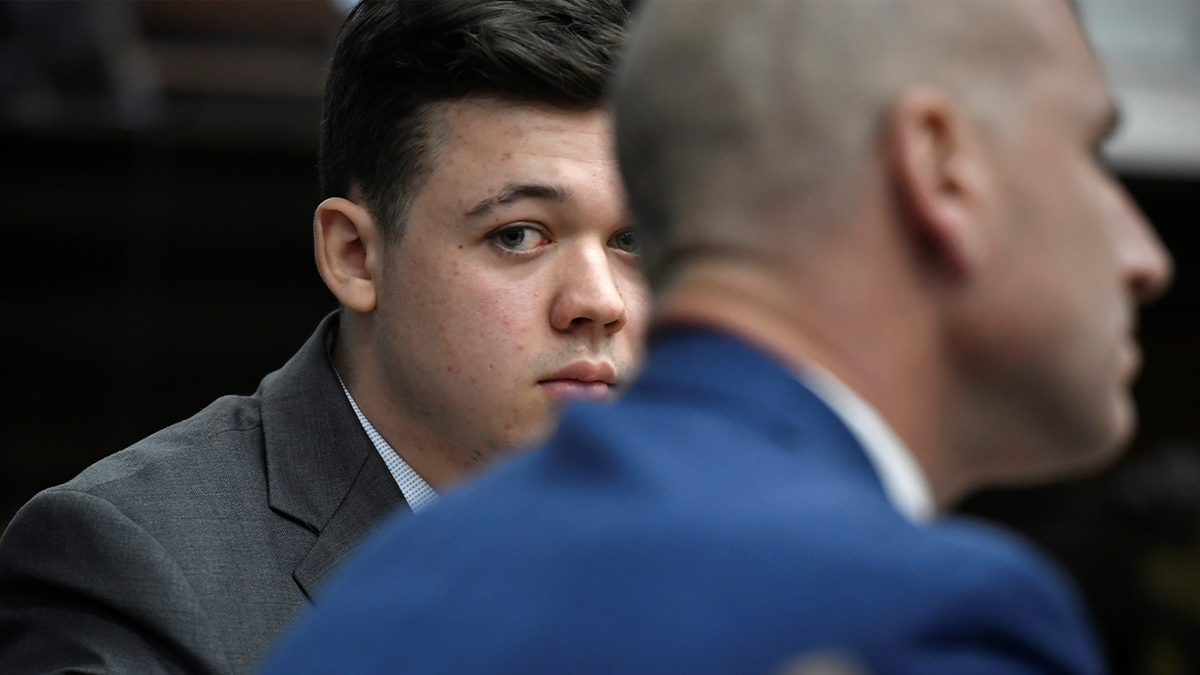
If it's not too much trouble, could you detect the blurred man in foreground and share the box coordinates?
[263,1,1171,673]
[0,1,645,673]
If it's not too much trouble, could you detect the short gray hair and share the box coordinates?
[614,0,1048,285]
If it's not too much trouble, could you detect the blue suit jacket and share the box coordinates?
[262,331,1106,675]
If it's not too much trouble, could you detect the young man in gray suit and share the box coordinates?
[0,1,647,673]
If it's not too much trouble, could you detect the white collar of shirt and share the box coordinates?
[333,371,439,513]
[793,362,936,524]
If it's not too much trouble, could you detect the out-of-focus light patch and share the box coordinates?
[331,0,359,14]
[1079,0,1200,176]
[1105,88,1200,176]
[1082,0,1193,56]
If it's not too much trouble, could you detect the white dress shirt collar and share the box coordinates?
[794,362,936,523]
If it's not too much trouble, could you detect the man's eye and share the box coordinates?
[492,225,548,252]
[609,228,639,254]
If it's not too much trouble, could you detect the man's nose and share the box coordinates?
[1115,186,1173,305]
[549,242,628,336]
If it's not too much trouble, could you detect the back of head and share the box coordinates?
[615,0,1046,284]
[321,0,629,238]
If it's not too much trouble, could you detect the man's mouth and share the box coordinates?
[538,361,617,402]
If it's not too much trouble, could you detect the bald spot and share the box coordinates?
[615,0,1055,282]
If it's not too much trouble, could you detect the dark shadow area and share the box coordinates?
[0,0,340,532]
[0,131,336,530]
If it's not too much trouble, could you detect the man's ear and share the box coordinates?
[886,88,992,280]
[314,197,383,313]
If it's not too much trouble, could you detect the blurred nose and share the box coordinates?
[550,242,628,336]
[1113,184,1173,305]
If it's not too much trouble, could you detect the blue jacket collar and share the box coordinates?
[632,327,884,491]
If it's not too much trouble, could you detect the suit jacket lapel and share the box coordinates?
[257,311,406,600]
[292,448,404,599]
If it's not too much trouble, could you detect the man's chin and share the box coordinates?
[1108,393,1138,453]
[493,408,561,454]
[1058,395,1137,479]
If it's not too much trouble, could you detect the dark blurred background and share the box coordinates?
[0,2,1197,674]
[1,0,342,526]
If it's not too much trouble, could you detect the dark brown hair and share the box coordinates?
[320,0,629,238]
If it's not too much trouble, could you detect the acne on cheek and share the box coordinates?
[438,326,463,375]
[471,295,531,333]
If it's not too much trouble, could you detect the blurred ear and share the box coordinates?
[314,197,383,314]
[885,88,992,280]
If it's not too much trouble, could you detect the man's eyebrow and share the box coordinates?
[464,184,569,217]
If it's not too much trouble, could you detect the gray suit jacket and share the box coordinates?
[0,312,406,674]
